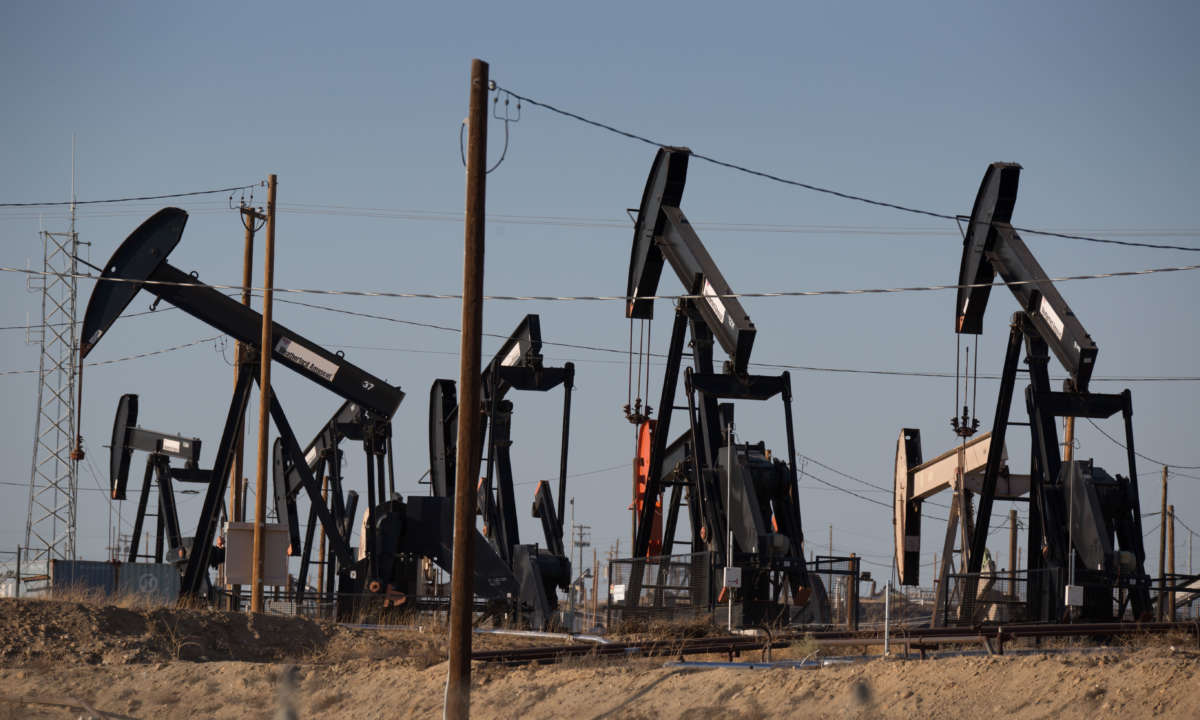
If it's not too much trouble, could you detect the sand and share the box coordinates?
[0,598,1196,719]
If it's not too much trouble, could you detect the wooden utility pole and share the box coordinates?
[828,524,833,605]
[847,553,858,631]
[1063,416,1075,463]
[1008,508,1018,600]
[250,174,277,614]
[445,58,487,720]
[591,546,598,629]
[231,204,261,525]
[1168,504,1176,622]
[1158,466,1167,620]
[229,200,263,608]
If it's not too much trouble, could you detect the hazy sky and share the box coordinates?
[2,1,1197,587]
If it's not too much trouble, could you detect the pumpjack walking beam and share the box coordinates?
[952,163,1151,620]
[81,208,405,600]
[625,147,820,624]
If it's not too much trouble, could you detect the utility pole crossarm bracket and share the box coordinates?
[626,148,756,374]
[954,163,1098,391]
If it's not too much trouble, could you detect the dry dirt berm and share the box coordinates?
[0,598,1197,718]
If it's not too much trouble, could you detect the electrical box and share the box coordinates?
[723,566,742,589]
[1064,584,1084,607]
[224,522,290,586]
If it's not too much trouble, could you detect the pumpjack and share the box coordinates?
[110,393,209,571]
[82,207,405,606]
[428,314,574,629]
[623,147,828,626]
[894,163,1152,623]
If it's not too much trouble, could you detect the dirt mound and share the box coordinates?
[1,646,1198,719]
[0,599,543,669]
[0,598,336,665]
[2,598,1196,718]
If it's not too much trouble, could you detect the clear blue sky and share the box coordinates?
[2,1,1197,586]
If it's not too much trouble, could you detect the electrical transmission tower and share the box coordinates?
[24,155,82,575]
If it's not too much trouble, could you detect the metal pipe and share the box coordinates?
[727,422,733,632]
[883,582,890,655]
[1159,467,1167,620]
[557,365,573,526]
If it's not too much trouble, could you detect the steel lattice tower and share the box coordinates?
[23,204,81,573]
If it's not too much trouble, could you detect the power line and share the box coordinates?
[0,303,182,331]
[0,183,261,207]
[798,467,952,522]
[232,296,1200,385]
[799,453,891,494]
[1084,418,1200,469]
[799,452,951,509]
[0,480,113,494]
[9,200,1199,247]
[1174,513,1197,538]
[514,463,629,488]
[3,260,1198,302]
[274,295,647,358]
[0,336,219,376]
[799,469,891,509]
[493,84,1200,253]
[5,285,1189,385]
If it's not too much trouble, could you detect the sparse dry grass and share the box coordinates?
[613,615,721,641]
[48,582,179,611]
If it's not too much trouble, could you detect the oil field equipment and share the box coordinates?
[428,314,575,629]
[110,393,206,571]
[621,147,828,626]
[81,208,405,607]
[894,163,1152,623]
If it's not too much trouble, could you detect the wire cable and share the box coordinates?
[1084,418,1200,469]
[249,296,1200,384]
[0,336,220,376]
[797,468,951,522]
[798,452,951,509]
[493,84,1200,253]
[0,183,262,207]
[0,303,183,332]
[3,261,1198,302]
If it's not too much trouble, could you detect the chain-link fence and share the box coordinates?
[606,551,714,625]
[809,555,860,628]
[937,568,1058,625]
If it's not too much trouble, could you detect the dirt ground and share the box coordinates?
[0,598,1197,719]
